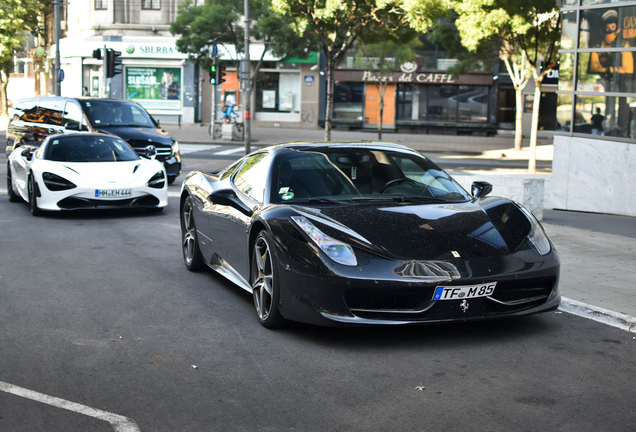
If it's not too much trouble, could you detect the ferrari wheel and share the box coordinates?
[181,197,205,271]
[7,163,19,202]
[251,231,287,329]
[28,174,42,216]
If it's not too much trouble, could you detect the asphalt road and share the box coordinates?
[1,157,635,431]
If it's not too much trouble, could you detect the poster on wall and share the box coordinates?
[125,67,182,111]
[280,92,294,110]
[262,90,276,109]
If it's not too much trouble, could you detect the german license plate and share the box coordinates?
[95,189,132,198]
[433,282,497,300]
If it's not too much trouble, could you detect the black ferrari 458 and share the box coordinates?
[179,142,560,328]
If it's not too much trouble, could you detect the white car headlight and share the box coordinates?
[171,140,180,158]
[517,205,551,255]
[291,216,357,266]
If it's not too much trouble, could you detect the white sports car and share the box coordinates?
[6,133,168,215]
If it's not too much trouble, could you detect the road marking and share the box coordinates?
[0,381,141,432]
[214,147,244,155]
[560,297,636,334]
[179,144,220,154]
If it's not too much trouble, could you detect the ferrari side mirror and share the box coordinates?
[209,189,253,216]
[471,181,493,198]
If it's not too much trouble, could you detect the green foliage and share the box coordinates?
[426,11,498,76]
[271,0,407,63]
[356,26,421,74]
[452,0,560,68]
[0,0,49,114]
[170,0,309,69]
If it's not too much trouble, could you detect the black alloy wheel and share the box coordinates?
[251,231,287,329]
[181,197,205,271]
[7,163,19,202]
[28,174,41,216]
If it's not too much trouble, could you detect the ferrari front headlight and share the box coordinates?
[291,216,357,266]
[517,205,551,255]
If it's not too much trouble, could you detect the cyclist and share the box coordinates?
[222,103,239,124]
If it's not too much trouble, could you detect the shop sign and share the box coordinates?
[362,70,455,83]
[125,67,182,111]
[339,70,492,86]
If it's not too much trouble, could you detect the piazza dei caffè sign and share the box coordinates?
[334,62,494,86]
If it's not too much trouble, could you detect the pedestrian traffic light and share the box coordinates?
[92,48,102,60]
[106,49,123,78]
[210,60,217,85]
[217,62,226,85]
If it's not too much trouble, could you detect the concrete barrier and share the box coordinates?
[451,173,550,221]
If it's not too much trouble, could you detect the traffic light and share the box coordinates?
[106,49,122,78]
[217,62,226,85]
[92,48,102,60]
[210,60,217,85]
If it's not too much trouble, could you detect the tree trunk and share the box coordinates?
[378,82,385,140]
[501,56,528,151]
[324,55,334,142]
[0,76,8,117]
[515,87,524,150]
[528,80,542,174]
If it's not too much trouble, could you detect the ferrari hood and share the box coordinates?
[294,198,532,261]
[52,160,159,185]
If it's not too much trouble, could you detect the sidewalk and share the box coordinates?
[163,122,554,155]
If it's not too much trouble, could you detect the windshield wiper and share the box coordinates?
[286,197,349,205]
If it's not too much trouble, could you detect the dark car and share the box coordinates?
[6,97,181,184]
[179,142,560,328]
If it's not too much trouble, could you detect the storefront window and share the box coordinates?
[582,0,634,6]
[559,52,575,91]
[396,84,489,123]
[557,95,573,131]
[573,95,636,137]
[577,51,636,92]
[561,11,578,50]
[579,6,636,49]
[255,72,301,113]
[332,82,364,122]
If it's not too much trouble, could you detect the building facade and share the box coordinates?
[555,0,636,216]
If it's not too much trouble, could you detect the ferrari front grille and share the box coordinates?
[488,277,555,305]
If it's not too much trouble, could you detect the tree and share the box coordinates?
[0,0,49,116]
[427,14,532,151]
[272,0,419,141]
[451,0,561,173]
[355,29,420,139]
[170,0,308,108]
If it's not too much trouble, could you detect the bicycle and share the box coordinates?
[209,117,244,141]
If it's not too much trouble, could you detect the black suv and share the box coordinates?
[6,97,181,184]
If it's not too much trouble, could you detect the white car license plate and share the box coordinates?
[95,189,133,198]
[433,282,497,300]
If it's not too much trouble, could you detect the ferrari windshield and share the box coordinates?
[44,135,140,162]
[271,147,471,204]
[79,100,157,128]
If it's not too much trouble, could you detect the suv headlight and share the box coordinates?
[171,140,180,158]
[147,170,166,189]
[291,216,357,266]
[517,205,551,255]
[42,172,77,191]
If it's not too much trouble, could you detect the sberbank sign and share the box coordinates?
[124,44,182,56]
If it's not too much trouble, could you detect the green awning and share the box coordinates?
[281,52,318,63]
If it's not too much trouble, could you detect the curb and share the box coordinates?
[559,297,636,334]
